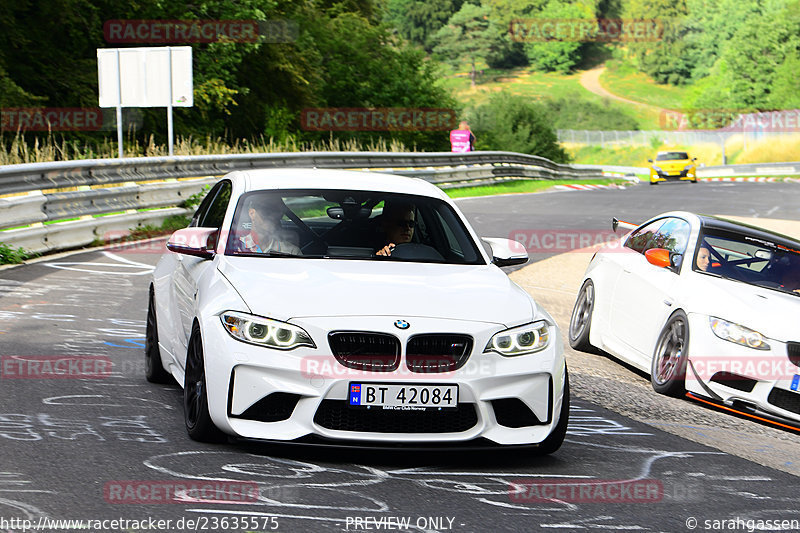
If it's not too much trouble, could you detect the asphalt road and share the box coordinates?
[1,181,799,533]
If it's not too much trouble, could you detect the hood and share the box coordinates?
[217,257,535,327]
[654,160,692,171]
[684,274,800,341]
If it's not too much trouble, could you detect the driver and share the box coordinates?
[696,246,711,271]
[238,195,301,255]
[375,201,416,256]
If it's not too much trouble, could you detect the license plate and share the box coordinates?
[348,383,458,410]
[792,375,799,391]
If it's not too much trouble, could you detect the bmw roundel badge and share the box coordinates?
[394,319,410,330]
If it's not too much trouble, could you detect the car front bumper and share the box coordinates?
[685,313,800,424]
[201,314,567,446]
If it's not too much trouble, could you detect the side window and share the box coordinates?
[190,181,224,227]
[650,218,691,255]
[625,219,666,254]
[198,181,232,229]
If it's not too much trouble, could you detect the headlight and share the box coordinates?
[709,317,770,350]
[484,321,550,356]
[683,164,695,170]
[652,166,662,172]
[220,311,315,350]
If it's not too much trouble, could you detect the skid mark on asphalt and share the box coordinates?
[137,403,737,531]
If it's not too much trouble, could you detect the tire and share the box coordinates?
[649,180,657,185]
[568,280,595,351]
[534,368,570,455]
[145,285,172,384]
[184,323,226,442]
[651,310,689,397]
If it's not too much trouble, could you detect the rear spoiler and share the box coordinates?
[612,217,638,233]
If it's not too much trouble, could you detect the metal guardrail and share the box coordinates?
[697,162,800,177]
[0,151,603,254]
[0,151,596,195]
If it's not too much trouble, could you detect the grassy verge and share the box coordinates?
[599,61,691,111]
[567,134,800,167]
[445,178,629,198]
[0,242,36,265]
[442,64,658,130]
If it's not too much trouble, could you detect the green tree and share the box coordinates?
[385,0,464,50]
[521,0,595,72]
[432,3,495,87]
[468,91,569,162]
[623,0,691,85]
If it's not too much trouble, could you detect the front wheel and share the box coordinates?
[145,285,171,384]
[568,280,595,351]
[184,323,226,442]
[651,311,689,397]
[534,368,570,455]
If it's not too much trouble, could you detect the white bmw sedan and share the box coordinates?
[569,211,800,426]
[146,169,569,452]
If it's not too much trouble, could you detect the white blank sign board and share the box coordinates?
[98,47,193,108]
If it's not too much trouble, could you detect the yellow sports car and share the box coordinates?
[648,151,698,184]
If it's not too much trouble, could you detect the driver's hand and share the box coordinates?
[376,243,396,256]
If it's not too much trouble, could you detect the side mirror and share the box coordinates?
[692,157,697,162]
[482,237,528,267]
[167,227,218,259]
[645,248,671,268]
[647,159,653,163]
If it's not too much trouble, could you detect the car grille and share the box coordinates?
[787,342,800,368]
[710,372,757,393]
[406,334,473,373]
[767,388,800,415]
[328,332,401,372]
[313,400,478,433]
[231,392,300,423]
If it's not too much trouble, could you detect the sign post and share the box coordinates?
[98,46,193,157]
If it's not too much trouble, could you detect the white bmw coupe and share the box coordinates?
[569,211,800,426]
[146,169,569,451]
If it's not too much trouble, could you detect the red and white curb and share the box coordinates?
[553,183,628,191]
[699,176,800,183]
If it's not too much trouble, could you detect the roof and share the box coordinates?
[233,168,449,200]
[698,215,800,246]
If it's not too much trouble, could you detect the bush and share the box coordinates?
[541,93,640,131]
[0,242,33,265]
[469,92,569,163]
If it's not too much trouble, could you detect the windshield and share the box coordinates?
[693,229,800,296]
[224,189,485,265]
[656,152,689,161]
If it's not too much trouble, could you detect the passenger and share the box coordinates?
[375,202,416,257]
[239,195,301,255]
[780,264,800,294]
[696,246,711,271]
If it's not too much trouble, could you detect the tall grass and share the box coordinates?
[735,134,800,164]
[0,132,411,165]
